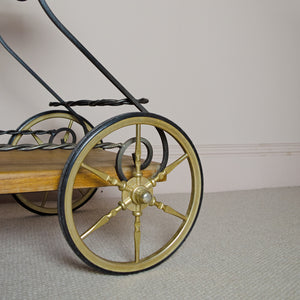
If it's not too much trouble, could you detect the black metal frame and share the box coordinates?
[0,0,146,134]
[1,0,147,114]
[38,0,147,113]
[0,0,169,172]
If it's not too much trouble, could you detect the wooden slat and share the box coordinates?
[0,149,160,194]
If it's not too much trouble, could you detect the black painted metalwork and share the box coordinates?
[0,141,123,151]
[0,128,74,138]
[0,126,127,151]
[1,0,169,175]
[48,128,77,144]
[38,0,147,113]
[0,35,89,133]
[116,137,154,181]
[49,98,149,108]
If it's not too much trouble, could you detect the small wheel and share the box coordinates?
[59,112,203,274]
[9,110,97,215]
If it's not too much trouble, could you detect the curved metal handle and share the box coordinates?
[38,0,147,113]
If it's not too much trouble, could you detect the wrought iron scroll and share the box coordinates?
[0,127,123,151]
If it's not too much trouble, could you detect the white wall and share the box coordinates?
[1,0,300,192]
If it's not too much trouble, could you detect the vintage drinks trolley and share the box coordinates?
[0,0,203,273]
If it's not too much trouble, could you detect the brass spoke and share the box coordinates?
[30,129,44,145]
[78,189,86,196]
[151,198,187,221]
[80,197,132,240]
[133,209,142,262]
[40,191,49,208]
[134,124,142,183]
[80,206,121,240]
[152,153,188,184]
[63,120,74,142]
[81,162,125,190]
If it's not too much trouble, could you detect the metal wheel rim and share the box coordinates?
[11,111,95,215]
[60,114,203,273]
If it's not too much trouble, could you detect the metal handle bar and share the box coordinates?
[0,35,89,133]
[38,0,147,113]
[15,0,147,112]
[0,36,63,107]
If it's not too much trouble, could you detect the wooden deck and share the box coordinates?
[0,149,159,194]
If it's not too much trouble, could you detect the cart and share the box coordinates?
[0,0,203,274]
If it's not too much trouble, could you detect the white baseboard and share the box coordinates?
[197,143,300,157]
[152,143,300,193]
[100,143,300,197]
[197,143,300,193]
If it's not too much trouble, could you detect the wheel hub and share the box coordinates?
[122,176,154,212]
[133,187,152,204]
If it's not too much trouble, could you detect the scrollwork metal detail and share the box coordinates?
[48,127,77,144]
[0,128,123,151]
[115,137,153,181]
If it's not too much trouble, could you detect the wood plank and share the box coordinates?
[0,149,160,194]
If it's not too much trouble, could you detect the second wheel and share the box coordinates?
[9,110,96,215]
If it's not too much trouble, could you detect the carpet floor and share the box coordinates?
[0,187,299,299]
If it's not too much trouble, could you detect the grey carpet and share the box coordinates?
[0,187,299,299]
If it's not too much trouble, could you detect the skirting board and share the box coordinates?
[198,143,300,193]
[100,143,300,197]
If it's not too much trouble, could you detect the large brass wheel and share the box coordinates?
[9,110,96,215]
[59,112,203,273]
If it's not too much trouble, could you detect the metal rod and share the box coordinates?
[38,0,147,113]
[0,35,64,105]
[0,35,88,132]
